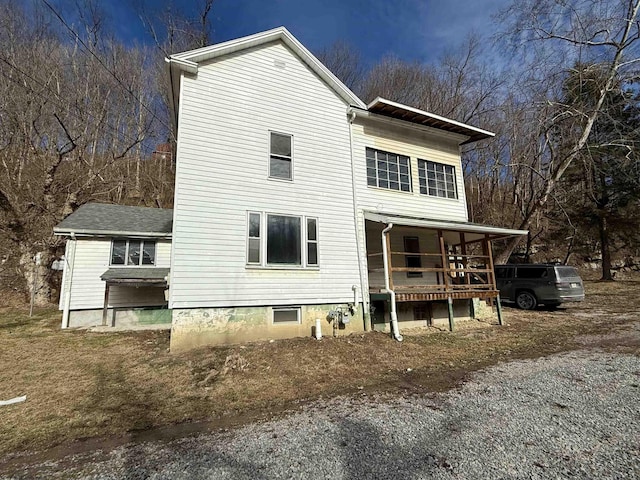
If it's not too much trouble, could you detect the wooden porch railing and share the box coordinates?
[368,232,499,302]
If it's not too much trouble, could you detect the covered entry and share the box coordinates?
[99,267,170,326]
[364,212,527,332]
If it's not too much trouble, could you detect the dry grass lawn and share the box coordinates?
[1,275,639,465]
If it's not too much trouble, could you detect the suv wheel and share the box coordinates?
[516,291,537,310]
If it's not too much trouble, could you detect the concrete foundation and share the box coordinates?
[66,307,172,329]
[170,303,365,352]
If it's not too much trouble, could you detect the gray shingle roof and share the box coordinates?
[101,267,170,282]
[54,203,173,236]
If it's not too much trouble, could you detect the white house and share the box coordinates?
[54,203,173,328]
[55,27,526,350]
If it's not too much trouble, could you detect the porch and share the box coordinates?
[364,212,527,329]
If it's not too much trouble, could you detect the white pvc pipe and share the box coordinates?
[315,318,322,340]
[381,223,403,342]
[61,234,77,329]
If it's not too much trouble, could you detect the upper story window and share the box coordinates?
[247,212,318,268]
[366,148,411,192]
[269,132,293,180]
[418,159,458,199]
[111,239,156,266]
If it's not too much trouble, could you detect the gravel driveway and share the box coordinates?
[9,350,640,479]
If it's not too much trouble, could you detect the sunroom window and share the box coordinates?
[366,148,411,192]
[418,159,458,199]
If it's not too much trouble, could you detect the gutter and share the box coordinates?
[348,109,371,331]
[381,223,403,342]
[61,233,77,329]
[53,229,172,239]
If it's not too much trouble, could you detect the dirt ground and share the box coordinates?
[1,275,639,473]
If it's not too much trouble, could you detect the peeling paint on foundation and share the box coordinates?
[170,303,365,352]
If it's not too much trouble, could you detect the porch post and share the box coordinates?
[459,232,470,287]
[484,235,502,326]
[447,296,455,332]
[102,283,110,326]
[438,230,449,292]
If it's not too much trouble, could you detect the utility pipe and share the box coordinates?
[61,233,77,329]
[382,223,403,342]
[347,109,371,331]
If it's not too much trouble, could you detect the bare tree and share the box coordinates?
[493,0,640,263]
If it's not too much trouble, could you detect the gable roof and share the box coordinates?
[166,26,366,128]
[54,203,173,238]
[167,28,494,145]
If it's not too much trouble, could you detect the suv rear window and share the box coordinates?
[555,266,580,279]
[516,267,548,279]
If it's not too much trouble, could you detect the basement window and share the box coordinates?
[272,307,301,324]
[111,239,156,266]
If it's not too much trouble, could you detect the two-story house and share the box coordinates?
[54,27,526,351]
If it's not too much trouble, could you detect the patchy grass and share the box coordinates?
[0,277,639,464]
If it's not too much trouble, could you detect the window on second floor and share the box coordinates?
[366,148,411,192]
[269,132,293,180]
[418,159,458,199]
[111,239,156,266]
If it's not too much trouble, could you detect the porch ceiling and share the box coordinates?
[364,212,527,243]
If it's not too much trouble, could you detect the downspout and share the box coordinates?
[61,233,76,329]
[348,108,371,331]
[382,223,403,341]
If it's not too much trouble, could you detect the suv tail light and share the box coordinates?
[555,282,571,288]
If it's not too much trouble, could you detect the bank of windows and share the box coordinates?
[110,239,156,266]
[365,148,458,200]
[247,212,318,268]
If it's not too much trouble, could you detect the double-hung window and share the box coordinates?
[418,159,458,199]
[111,239,156,266]
[366,148,411,192]
[269,132,293,180]
[247,212,318,267]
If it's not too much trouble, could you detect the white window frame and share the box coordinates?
[268,131,293,181]
[366,147,412,192]
[246,211,319,269]
[272,306,301,325]
[110,239,156,266]
[417,159,458,200]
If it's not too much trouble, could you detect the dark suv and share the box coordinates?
[495,264,585,310]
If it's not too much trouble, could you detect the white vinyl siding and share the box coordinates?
[170,41,360,308]
[59,238,171,310]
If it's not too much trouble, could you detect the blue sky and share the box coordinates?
[103,0,511,66]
